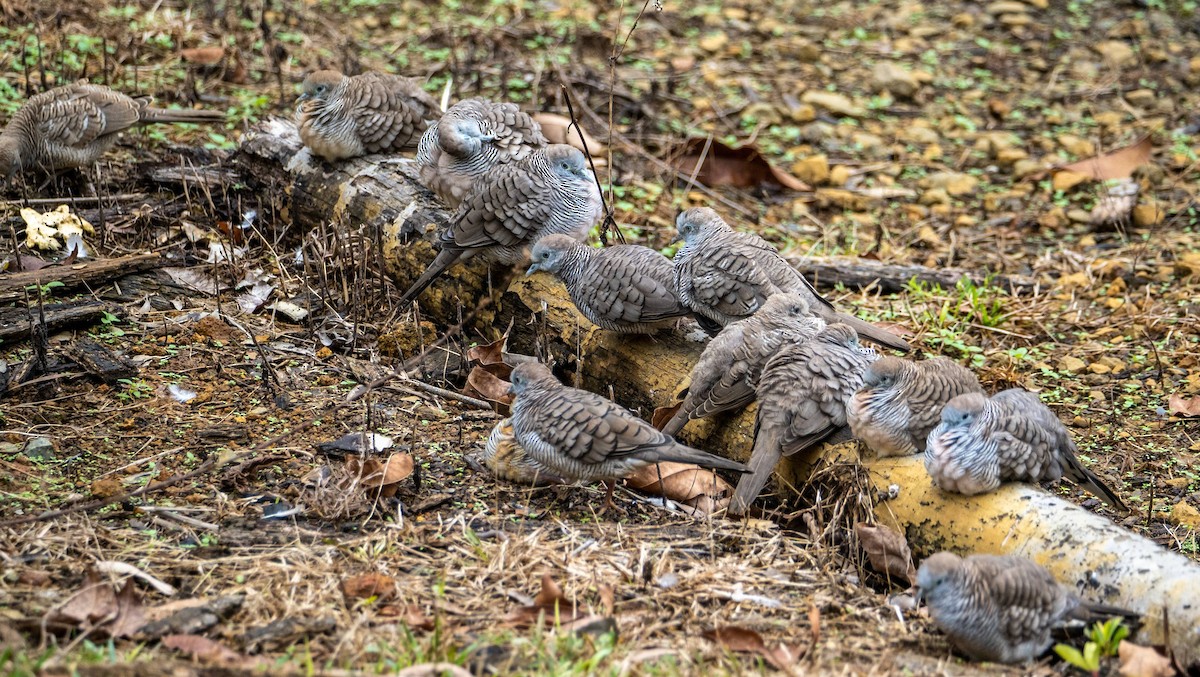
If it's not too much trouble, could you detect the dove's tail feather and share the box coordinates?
[652,444,748,474]
[730,421,783,516]
[399,248,468,305]
[1065,458,1129,511]
[834,313,911,353]
[139,107,227,124]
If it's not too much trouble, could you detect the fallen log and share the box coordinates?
[0,253,162,304]
[0,300,108,343]
[236,119,1200,664]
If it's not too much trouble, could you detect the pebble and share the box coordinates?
[801,91,865,118]
[871,62,921,98]
[1133,204,1165,227]
[1059,356,1087,373]
[923,171,978,196]
[1093,40,1135,67]
[791,155,830,185]
[1171,501,1200,530]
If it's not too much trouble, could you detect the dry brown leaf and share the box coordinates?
[625,461,734,514]
[673,138,810,191]
[341,573,398,603]
[1168,393,1200,417]
[162,633,247,666]
[466,335,508,366]
[51,570,145,638]
[807,603,821,646]
[702,625,805,673]
[348,452,415,498]
[378,604,434,631]
[531,113,609,158]
[855,522,917,586]
[1117,640,1176,677]
[505,573,583,628]
[179,47,226,65]
[1055,136,1153,181]
[463,364,515,414]
[651,403,683,430]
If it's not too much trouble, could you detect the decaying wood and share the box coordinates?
[0,300,108,342]
[789,257,1038,295]
[0,253,162,303]
[61,336,138,384]
[236,119,1200,662]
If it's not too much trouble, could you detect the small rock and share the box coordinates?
[1052,170,1090,192]
[1056,271,1090,289]
[1067,208,1093,224]
[986,0,1028,13]
[797,121,836,143]
[1162,477,1190,490]
[871,62,921,98]
[924,171,978,196]
[1093,111,1124,128]
[1173,251,1200,277]
[22,437,56,461]
[1058,134,1095,158]
[999,12,1032,26]
[1125,88,1156,108]
[1039,207,1068,229]
[791,155,830,185]
[851,131,885,153]
[996,148,1029,166]
[699,32,728,52]
[1012,159,1043,178]
[800,91,865,118]
[919,188,951,206]
[903,126,941,145]
[794,39,822,63]
[829,165,852,186]
[787,103,816,123]
[1088,362,1111,375]
[1171,500,1200,530]
[1059,356,1087,373]
[1093,40,1135,67]
[1132,204,1165,227]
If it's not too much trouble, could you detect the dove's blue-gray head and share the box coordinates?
[507,362,560,396]
[915,551,965,607]
[297,70,347,105]
[544,144,592,183]
[758,292,811,320]
[674,207,731,245]
[861,356,911,391]
[527,234,588,276]
[939,392,988,428]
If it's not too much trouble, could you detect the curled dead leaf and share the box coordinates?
[49,570,146,639]
[672,138,810,191]
[702,625,806,673]
[378,604,434,631]
[651,403,683,431]
[162,634,248,666]
[1167,393,1200,418]
[466,335,509,366]
[1116,640,1176,677]
[464,363,515,414]
[626,461,734,514]
[531,113,609,159]
[179,47,226,65]
[505,573,583,628]
[1054,136,1152,182]
[347,452,414,498]
[341,573,398,603]
[855,522,917,586]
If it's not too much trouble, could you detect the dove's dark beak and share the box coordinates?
[525,262,540,276]
[668,232,683,245]
[297,92,311,102]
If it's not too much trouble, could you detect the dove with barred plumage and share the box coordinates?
[731,323,878,514]
[848,356,984,458]
[916,551,1138,664]
[295,70,440,161]
[0,81,225,182]
[399,144,603,305]
[925,389,1127,510]
[671,207,910,352]
[525,234,689,334]
[417,97,548,208]
[659,293,826,438]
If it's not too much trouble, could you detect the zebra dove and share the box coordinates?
[473,417,565,485]
[295,70,439,161]
[917,551,1138,664]
[848,356,984,458]
[0,81,225,182]
[508,362,748,509]
[417,97,547,207]
[659,293,825,438]
[925,389,1127,509]
[672,207,910,352]
[731,323,878,514]
[399,144,603,305]
[526,234,689,333]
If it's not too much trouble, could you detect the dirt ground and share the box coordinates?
[2,0,1199,674]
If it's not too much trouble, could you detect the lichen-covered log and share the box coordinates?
[236,119,1200,664]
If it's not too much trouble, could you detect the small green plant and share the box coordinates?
[116,378,154,400]
[1055,617,1130,676]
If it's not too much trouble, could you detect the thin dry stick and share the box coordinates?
[560,82,624,245]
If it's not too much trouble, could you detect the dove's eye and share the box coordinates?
[541,251,551,259]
